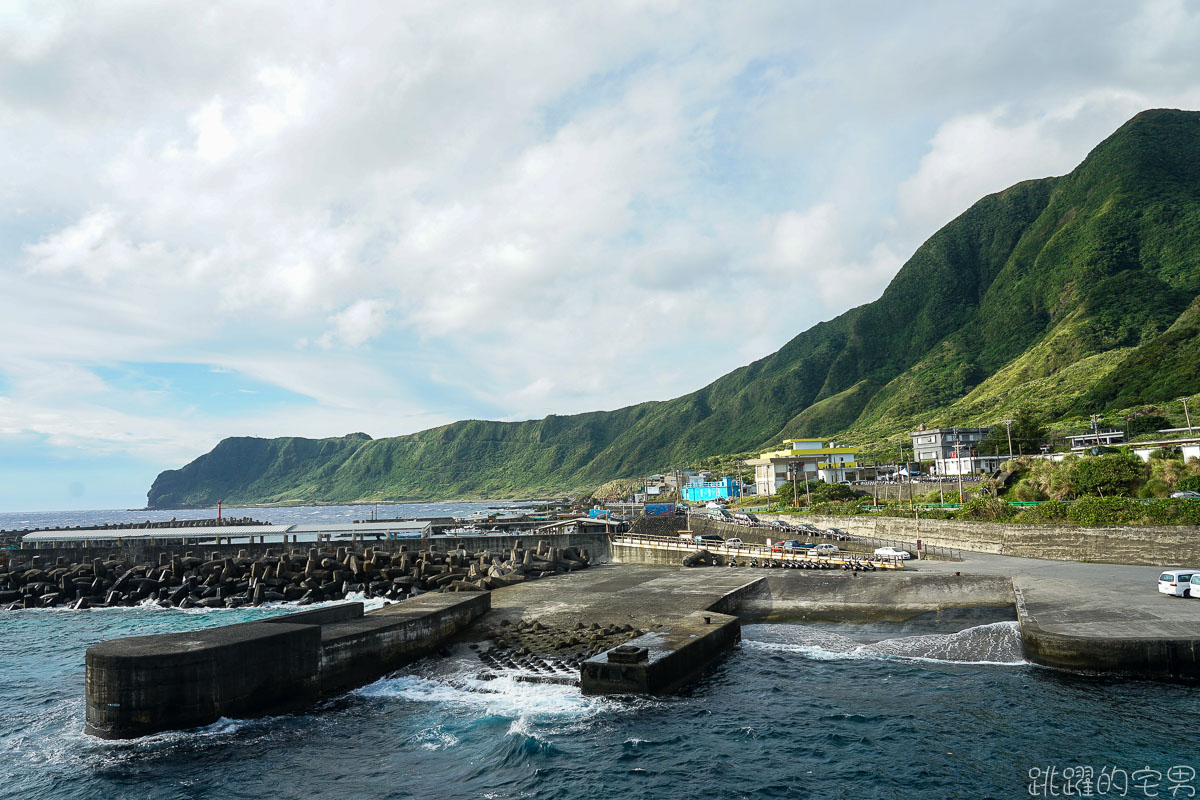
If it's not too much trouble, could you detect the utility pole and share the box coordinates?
[1001,418,1015,462]
[791,463,798,508]
[952,427,964,504]
[1179,397,1194,435]
[803,466,811,506]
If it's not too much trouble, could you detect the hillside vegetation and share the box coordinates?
[149,109,1200,508]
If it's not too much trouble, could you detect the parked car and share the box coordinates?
[1158,569,1196,597]
[1171,491,1200,499]
[693,533,725,546]
[1191,574,1200,598]
[874,546,911,560]
[725,537,744,547]
[812,543,840,555]
[773,539,813,552]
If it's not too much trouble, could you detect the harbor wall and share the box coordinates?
[85,593,488,739]
[750,572,1016,621]
[1015,586,1200,681]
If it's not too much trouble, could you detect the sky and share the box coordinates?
[4,1,1200,511]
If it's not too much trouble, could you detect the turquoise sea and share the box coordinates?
[2,505,1198,799]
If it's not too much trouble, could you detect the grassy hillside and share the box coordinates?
[148,109,1200,508]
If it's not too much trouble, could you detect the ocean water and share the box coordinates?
[3,507,1198,799]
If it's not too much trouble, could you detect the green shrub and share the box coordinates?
[1177,475,1200,493]
[1138,478,1170,499]
[1064,497,1149,525]
[1066,452,1148,497]
[957,497,1016,521]
[1014,502,1072,524]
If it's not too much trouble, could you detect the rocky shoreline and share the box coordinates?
[0,539,591,611]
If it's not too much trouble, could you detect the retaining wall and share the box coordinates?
[760,513,1200,566]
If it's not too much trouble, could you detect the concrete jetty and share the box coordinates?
[581,610,741,694]
[468,566,766,693]
[80,530,1200,740]
[85,594,488,739]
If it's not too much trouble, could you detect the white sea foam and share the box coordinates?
[744,621,1027,666]
[357,671,600,722]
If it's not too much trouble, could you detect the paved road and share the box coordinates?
[910,550,1200,638]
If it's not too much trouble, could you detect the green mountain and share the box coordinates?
[148,109,1200,508]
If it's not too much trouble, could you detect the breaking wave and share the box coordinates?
[744,621,1026,666]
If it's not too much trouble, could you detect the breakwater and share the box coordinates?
[2,537,596,611]
[85,593,488,739]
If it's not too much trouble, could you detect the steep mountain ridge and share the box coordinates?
[148,109,1200,508]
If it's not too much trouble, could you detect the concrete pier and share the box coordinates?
[471,566,765,695]
[581,610,741,694]
[85,593,488,739]
[81,536,1200,740]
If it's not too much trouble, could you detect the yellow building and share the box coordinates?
[746,438,859,496]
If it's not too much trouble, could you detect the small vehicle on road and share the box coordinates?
[812,543,840,555]
[1171,491,1200,499]
[772,539,813,552]
[874,546,911,560]
[1158,569,1196,597]
[1191,574,1200,598]
[725,537,744,547]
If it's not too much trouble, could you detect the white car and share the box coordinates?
[1171,491,1200,499]
[1158,569,1197,597]
[725,537,744,547]
[812,543,839,555]
[874,546,911,560]
[1192,574,1200,598]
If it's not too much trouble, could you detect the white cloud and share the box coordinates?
[317,300,391,349]
[896,93,1158,239]
[2,1,1200,504]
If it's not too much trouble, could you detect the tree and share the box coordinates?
[1066,452,1147,498]
[1177,474,1200,493]
[774,481,799,506]
[978,407,1046,456]
[1125,413,1171,438]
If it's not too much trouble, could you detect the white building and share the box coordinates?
[746,438,859,496]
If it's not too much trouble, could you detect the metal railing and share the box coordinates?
[685,509,963,562]
[612,532,907,568]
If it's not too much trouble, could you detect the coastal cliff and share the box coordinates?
[149,110,1200,508]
